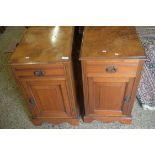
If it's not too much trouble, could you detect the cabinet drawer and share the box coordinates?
[12,64,65,78]
[85,60,139,77]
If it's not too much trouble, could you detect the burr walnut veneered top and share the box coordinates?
[9,26,74,64]
[80,26,145,59]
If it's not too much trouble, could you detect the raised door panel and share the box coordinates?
[20,79,72,118]
[87,77,135,116]
[95,82,126,111]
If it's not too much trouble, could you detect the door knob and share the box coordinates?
[124,96,131,104]
[29,97,36,107]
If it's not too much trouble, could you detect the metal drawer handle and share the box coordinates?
[106,65,117,73]
[34,69,45,77]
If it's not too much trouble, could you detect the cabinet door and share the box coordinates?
[87,77,135,116]
[20,79,72,118]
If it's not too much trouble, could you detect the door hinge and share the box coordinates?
[124,96,131,104]
[29,97,36,107]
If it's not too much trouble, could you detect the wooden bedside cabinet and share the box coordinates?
[8,26,79,126]
[80,26,146,124]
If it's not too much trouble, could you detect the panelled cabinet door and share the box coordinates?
[20,79,72,118]
[87,77,135,117]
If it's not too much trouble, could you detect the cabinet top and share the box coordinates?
[9,26,73,64]
[80,26,146,60]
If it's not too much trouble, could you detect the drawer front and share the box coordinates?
[12,64,65,78]
[85,60,139,77]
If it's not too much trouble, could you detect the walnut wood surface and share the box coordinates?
[81,60,144,124]
[10,62,79,126]
[80,27,145,124]
[9,26,79,126]
[80,26,146,59]
[9,26,74,64]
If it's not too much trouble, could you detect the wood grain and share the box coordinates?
[80,26,146,60]
[80,26,145,124]
[8,26,74,64]
[9,27,79,126]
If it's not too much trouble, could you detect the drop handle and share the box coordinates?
[106,65,117,73]
[34,69,45,77]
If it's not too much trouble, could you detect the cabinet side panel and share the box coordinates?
[81,61,90,115]
[126,60,144,115]
[63,62,79,118]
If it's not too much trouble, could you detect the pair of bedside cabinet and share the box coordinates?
[8,26,145,125]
